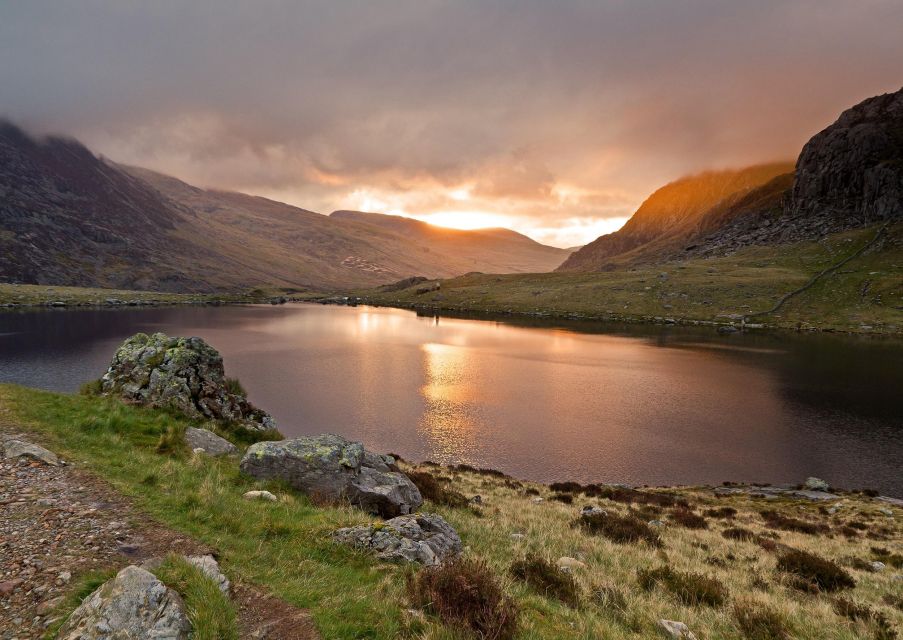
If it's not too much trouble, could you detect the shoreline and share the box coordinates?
[2,384,902,638]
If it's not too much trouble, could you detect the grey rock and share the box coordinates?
[1,439,58,466]
[243,490,277,502]
[869,561,886,573]
[581,505,606,517]
[657,619,698,640]
[240,434,422,517]
[184,427,237,456]
[57,565,191,639]
[100,332,276,432]
[332,512,462,565]
[804,477,830,491]
[186,555,230,594]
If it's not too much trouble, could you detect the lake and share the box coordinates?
[1,303,901,494]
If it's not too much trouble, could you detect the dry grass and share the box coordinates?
[509,554,580,607]
[5,384,902,639]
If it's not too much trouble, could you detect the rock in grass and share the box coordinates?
[804,477,830,492]
[1,438,58,465]
[100,332,275,432]
[185,555,230,595]
[57,565,191,640]
[240,434,422,517]
[333,513,462,565]
[243,490,278,502]
[657,619,698,640]
[185,427,237,456]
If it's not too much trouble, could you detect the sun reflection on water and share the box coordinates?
[417,342,480,463]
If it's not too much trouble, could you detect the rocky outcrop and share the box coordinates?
[185,427,238,456]
[240,434,422,517]
[57,565,191,639]
[332,513,462,565]
[101,333,276,433]
[791,87,903,227]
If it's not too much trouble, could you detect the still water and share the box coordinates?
[1,304,901,493]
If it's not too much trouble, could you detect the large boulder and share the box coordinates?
[101,332,275,432]
[185,427,238,456]
[332,512,462,565]
[240,434,422,517]
[57,565,191,639]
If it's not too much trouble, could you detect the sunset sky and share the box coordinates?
[2,1,902,247]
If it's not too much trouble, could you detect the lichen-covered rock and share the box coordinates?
[101,332,275,432]
[332,512,462,565]
[240,434,422,517]
[185,427,238,456]
[57,565,191,639]
[657,619,698,640]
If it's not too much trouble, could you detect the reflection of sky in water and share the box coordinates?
[1,303,901,493]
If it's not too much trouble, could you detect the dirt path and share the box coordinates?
[0,427,318,640]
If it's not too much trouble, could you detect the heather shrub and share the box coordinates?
[408,558,518,640]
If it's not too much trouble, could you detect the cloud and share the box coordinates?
[1,1,901,246]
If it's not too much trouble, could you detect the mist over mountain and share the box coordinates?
[559,86,903,271]
[0,123,569,291]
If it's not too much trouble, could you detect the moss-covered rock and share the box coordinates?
[101,332,276,432]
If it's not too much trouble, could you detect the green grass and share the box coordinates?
[0,386,403,639]
[352,223,903,335]
[3,384,901,639]
[152,554,238,640]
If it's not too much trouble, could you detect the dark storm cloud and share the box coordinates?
[1,0,901,245]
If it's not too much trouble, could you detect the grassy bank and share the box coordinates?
[352,224,903,335]
[1,384,901,639]
[0,283,319,308]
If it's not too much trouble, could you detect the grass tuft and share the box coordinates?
[669,508,708,529]
[776,549,855,592]
[407,470,470,509]
[733,601,791,640]
[509,553,580,607]
[408,558,519,640]
[637,565,727,607]
[575,511,662,546]
[760,510,829,535]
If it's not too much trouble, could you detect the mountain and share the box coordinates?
[330,210,570,274]
[558,162,793,270]
[0,122,570,291]
[560,86,903,271]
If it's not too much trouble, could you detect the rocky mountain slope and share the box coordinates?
[0,123,568,291]
[561,86,903,271]
[558,163,794,270]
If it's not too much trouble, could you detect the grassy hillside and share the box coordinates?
[353,223,903,334]
[2,385,900,639]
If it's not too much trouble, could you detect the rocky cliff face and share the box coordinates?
[790,87,903,227]
[561,86,903,270]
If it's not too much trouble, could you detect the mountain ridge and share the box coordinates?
[0,123,570,291]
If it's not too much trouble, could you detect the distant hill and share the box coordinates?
[330,210,570,274]
[0,122,571,291]
[560,85,903,271]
